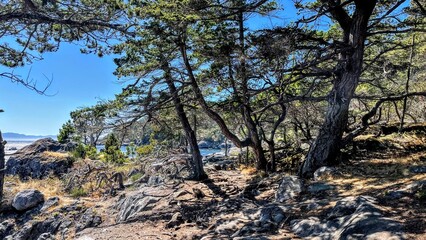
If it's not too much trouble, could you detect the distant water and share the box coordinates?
[96,145,222,156]
[4,140,36,160]
[4,140,223,157]
[200,148,223,156]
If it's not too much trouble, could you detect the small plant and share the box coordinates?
[70,187,87,198]
[72,143,87,159]
[130,172,144,182]
[415,189,426,201]
[136,144,154,156]
[85,145,98,160]
[126,142,137,159]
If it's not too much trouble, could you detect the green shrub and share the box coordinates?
[70,187,87,198]
[72,143,98,160]
[126,142,137,158]
[85,145,98,160]
[72,143,86,159]
[105,146,126,164]
[130,172,144,182]
[136,144,154,156]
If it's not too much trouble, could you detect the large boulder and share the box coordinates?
[275,176,303,203]
[6,138,73,180]
[12,189,45,211]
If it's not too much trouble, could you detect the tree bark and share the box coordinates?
[0,131,5,202]
[162,64,207,181]
[399,34,415,132]
[299,1,377,178]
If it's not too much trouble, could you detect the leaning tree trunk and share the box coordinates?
[162,64,207,181]
[0,131,5,202]
[299,1,377,178]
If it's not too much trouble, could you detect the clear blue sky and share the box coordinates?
[0,44,123,135]
[0,1,298,136]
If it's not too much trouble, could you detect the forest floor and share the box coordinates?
[3,132,425,240]
[72,133,426,240]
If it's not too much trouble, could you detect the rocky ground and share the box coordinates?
[0,133,425,240]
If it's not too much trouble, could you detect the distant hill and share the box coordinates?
[2,132,56,140]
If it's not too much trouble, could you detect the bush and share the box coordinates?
[136,144,154,156]
[126,142,137,158]
[105,146,126,164]
[72,143,98,160]
[85,145,98,160]
[130,172,144,182]
[72,143,86,159]
[70,187,87,198]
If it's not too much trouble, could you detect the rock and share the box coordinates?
[203,154,236,171]
[409,166,426,174]
[76,208,102,232]
[12,217,62,240]
[0,219,15,239]
[291,196,406,240]
[40,197,59,212]
[307,182,336,194]
[258,204,286,226]
[115,193,159,223]
[313,166,340,181]
[327,195,378,220]
[290,217,336,239]
[384,190,407,200]
[147,176,163,186]
[6,138,73,180]
[166,212,183,228]
[12,189,44,211]
[275,176,303,202]
[198,140,212,149]
[37,233,54,240]
[15,138,64,154]
[233,204,287,237]
[401,180,426,194]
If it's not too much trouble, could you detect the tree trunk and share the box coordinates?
[267,141,276,172]
[400,34,415,132]
[0,131,5,202]
[162,64,207,181]
[299,1,377,178]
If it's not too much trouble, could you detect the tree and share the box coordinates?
[298,0,426,178]
[57,120,75,144]
[0,0,130,92]
[112,3,208,179]
[104,133,125,164]
[70,105,109,146]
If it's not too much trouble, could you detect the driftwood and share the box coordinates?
[96,172,125,196]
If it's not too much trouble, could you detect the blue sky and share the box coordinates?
[0,1,298,136]
[0,44,123,135]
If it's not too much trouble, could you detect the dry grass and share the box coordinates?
[4,176,76,210]
[42,151,70,160]
[238,165,257,175]
[6,176,63,198]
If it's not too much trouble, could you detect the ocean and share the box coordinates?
[4,140,222,157]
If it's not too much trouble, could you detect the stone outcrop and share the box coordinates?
[290,196,406,240]
[6,138,73,180]
[275,176,303,203]
[115,193,160,223]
